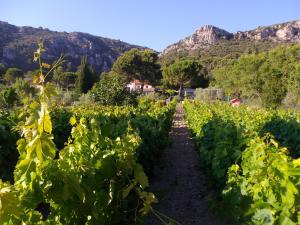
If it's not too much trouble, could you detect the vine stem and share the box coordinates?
[151,207,169,224]
[151,207,183,225]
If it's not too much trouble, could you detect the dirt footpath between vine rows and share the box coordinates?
[147,104,226,225]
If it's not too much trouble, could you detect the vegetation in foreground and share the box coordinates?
[1,32,300,225]
[184,100,300,224]
[0,44,176,224]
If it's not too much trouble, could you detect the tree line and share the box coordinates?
[0,47,208,107]
[2,43,299,109]
[212,45,300,108]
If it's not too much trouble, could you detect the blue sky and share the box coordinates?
[1,0,299,51]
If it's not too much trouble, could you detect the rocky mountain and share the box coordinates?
[163,25,233,54]
[0,21,144,73]
[162,20,300,56]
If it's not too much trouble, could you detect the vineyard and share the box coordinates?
[0,45,178,225]
[0,97,176,224]
[184,100,300,224]
[1,44,300,225]
[4,94,300,224]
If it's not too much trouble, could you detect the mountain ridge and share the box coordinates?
[1,20,300,72]
[162,20,300,55]
[0,21,145,73]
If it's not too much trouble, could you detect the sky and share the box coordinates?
[1,0,300,51]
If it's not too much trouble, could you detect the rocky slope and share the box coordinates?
[163,20,300,55]
[0,21,144,72]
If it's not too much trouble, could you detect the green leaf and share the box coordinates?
[17,138,27,155]
[0,181,23,224]
[252,208,275,225]
[38,103,52,134]
[278,215,296,225]
[134,164,149,189]
[288,168,300,176]
[122,181,137,199]
[69,116,77,126]
[292,158,300,167]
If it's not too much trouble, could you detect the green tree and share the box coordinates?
[60,72,77,89]
[162,59,202,97]
[212,45,300,107]
[112,48,161,93]
[211,60,241,97]
[3,68,24,84]
[53,66,64,84]
[260,67,286,109]
[236,54,266,98]
[89,72,137,105]
[286,64,300,105]
[1,87,18,108]
[213,53,266,98]
[24,69,39,80]
[0,63,6,78]
[75,56,98,93]
[53,66,77,89]
[13,78,36,98]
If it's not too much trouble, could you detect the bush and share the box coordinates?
[0,110,19,181]
[0,63,6,78]
[13,78,36,99]
[90,72,137,106]
[1,87,19,108]
[261,70,286,109]
[3,68,24,84]
[76,93,94,105]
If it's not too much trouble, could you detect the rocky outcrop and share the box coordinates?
[0,21,144,72]
[2,47,16,60]
[163,25,233,54]
[163,20,300,55]
[235,20,300,42]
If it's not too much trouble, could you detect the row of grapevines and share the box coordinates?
[0,45,176,225]
[0,109,19,181]
[184,100,300,224]
[51,99,175,174]
[0,97,175,189]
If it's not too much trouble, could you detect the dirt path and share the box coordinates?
[147,104,226,225]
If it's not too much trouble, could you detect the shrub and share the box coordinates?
[1,87,19,108]
[3,68,24,84]
[90,72,137,106]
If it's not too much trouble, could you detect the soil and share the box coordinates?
[147,104,227,225]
